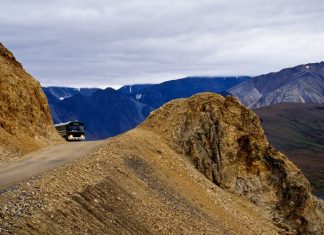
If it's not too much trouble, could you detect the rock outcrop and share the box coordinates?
[0,43,62,165]
[140,93,324,233]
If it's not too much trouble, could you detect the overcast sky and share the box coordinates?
[1,0,324,88]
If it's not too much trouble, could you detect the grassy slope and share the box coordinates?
[255,103,324,196]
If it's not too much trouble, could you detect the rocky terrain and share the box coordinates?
[255,103,324,197]
[0,43,323,233]
[228,62,324,108]
[140,93,324,233]
[0,43,62,166]
[0,128,280,234]
[0,93,323,234]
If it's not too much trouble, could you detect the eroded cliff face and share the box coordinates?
[0,43,62,164]
[140,93,324,234]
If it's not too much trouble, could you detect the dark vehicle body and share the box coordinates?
[55,121,85,141]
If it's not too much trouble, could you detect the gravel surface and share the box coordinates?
[0,129,280,234]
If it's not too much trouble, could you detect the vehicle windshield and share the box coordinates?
[68,126,84,131]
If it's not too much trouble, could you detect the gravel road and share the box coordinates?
[0,141,104,189]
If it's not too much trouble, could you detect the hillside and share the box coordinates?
[0,93,323,234]
[228,62,324,108]
[255,103,324,196]
[0,43,62,166]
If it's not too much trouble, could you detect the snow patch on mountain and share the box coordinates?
[135,93,142,100]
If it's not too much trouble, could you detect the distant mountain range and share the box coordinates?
[44,62,324,140]
[118,76,249,109]
[43,87,99,100]
[118,84,153,96]
[228,62,324,108]
[43,76,249,139]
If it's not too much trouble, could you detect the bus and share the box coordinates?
[55,121,85,141]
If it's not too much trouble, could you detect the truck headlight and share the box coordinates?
[81,135,85,139]
[69,135,73,139]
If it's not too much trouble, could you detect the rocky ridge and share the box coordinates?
[0,129,280,235]
[0,43,62,166]
[140,93,324,233]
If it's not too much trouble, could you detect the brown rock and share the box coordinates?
[0,42,62,164]
[140,92,324,233]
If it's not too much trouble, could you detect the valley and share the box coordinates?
[255,103,324,198]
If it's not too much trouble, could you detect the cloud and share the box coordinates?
[1,0,324,88]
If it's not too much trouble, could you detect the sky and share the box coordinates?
[1,0,324,88]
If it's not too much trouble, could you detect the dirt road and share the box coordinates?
[0,141,105,190]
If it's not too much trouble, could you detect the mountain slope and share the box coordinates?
[43,86,100,101]
[124,76,250,109]
[255,103,324,197]
[228,62,324,108]
[118,84,153,95]
[0,43,62,166]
